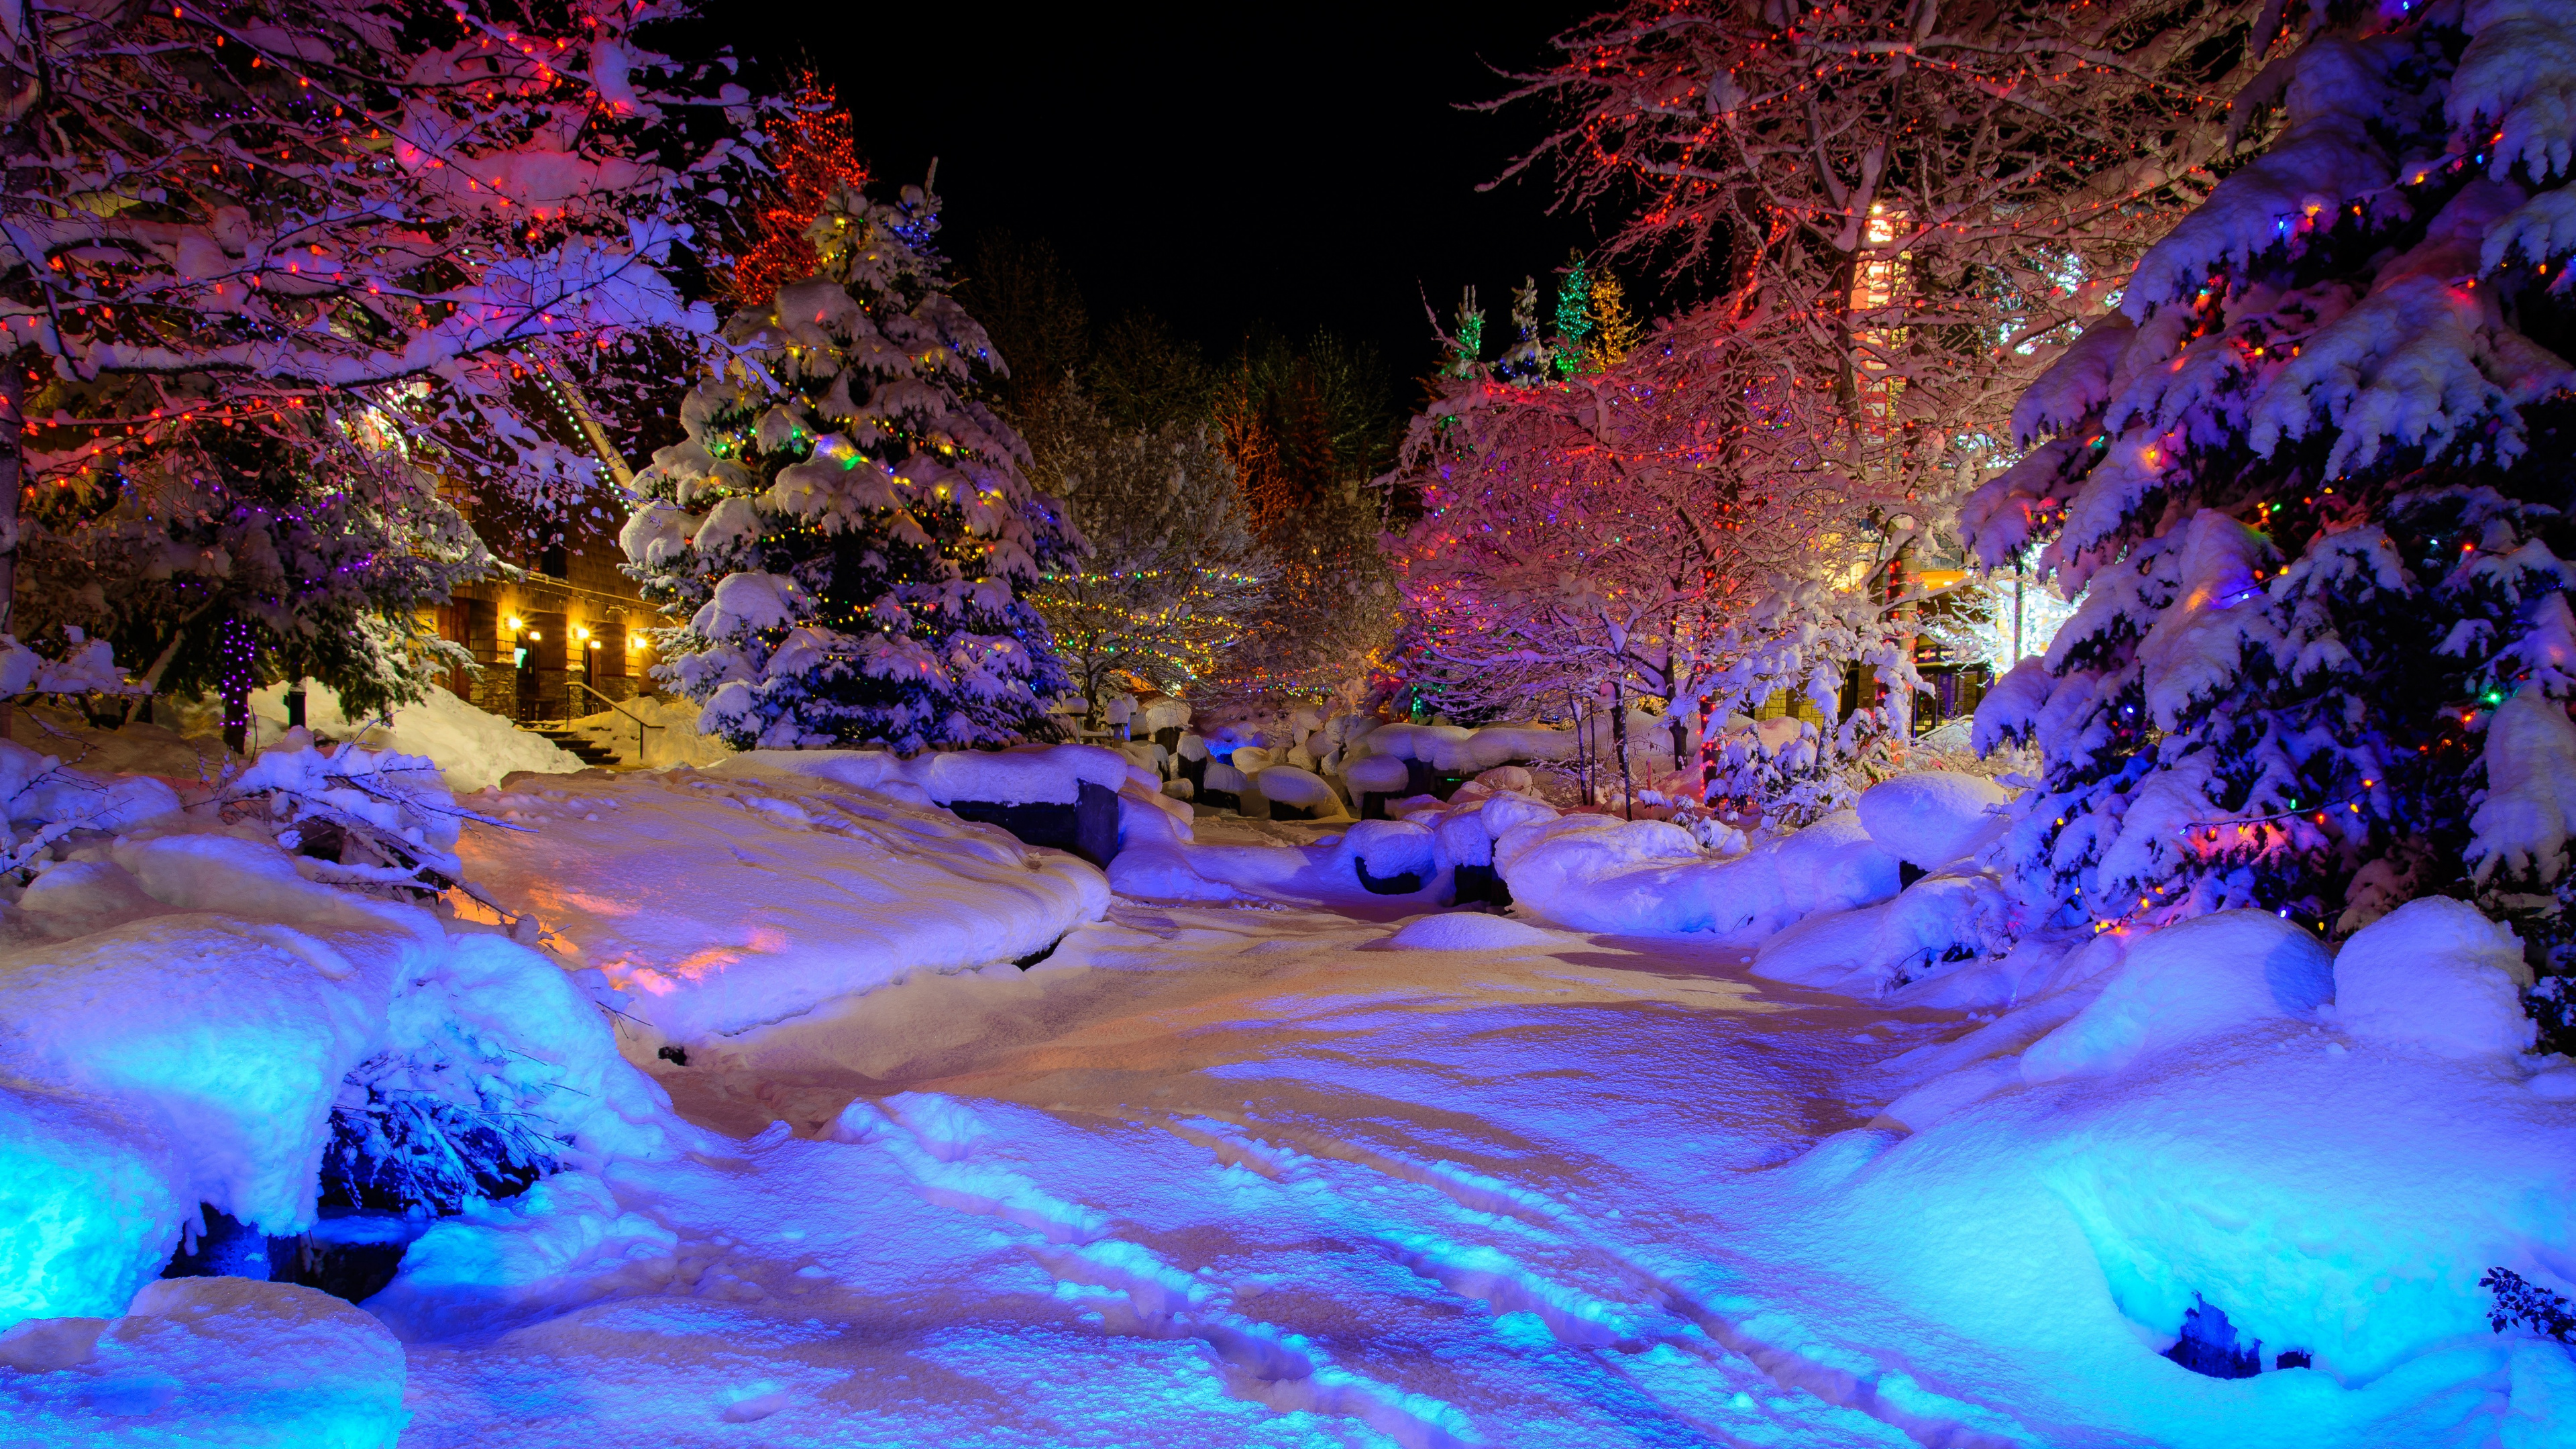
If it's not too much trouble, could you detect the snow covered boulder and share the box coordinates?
[2333,896,2537,1061]
[0,1277,408,1447]
[2022,910,2334,1082]
[1338,818,1438,893]
[1256,765,1344,820]
[0,878,409,1235]
[0,1085,186,1328]
[460,765,1109,1044]
[1342,753,1411,796]
[1856,771,2011,869]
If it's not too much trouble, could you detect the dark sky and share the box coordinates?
[704,4,1609,384]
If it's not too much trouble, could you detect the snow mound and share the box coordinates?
[1856,771,2011,867]
[0,1278,407,1447]
[1504,808,1900,941]
[2333,896,2537,1060]
[460,763,1110,1043]
[248,684,580,792]
[570,693,733,769]
[1381,914,1564,951]
[2021,911,2332,1081]
[723,743,1128,806]
[0,1084,184,1326]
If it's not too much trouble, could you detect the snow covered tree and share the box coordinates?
[622,180,1078,750]
[724,70,872,313]
[1389,299,1913,809]
[1505,0,2284,517]
[1961,0,2576,941]
[19,425,482,751]
[0,0,733,718]
[1208,332,1399,704]
[1019,386,1266,715]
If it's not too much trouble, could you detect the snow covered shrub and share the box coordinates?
[321,1070,555,1217]
[2483,1268,2576,1344]
[1962,0,2576,936]
[221,741,480,903]
[2163,1295,2262,1380]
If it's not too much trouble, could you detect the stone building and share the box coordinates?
[427,365,663,724]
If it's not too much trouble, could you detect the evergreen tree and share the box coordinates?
[1587,268,1639,371]
[1551,254,1595,378]
[623,180,1077,751]
[1961,0,2576,944]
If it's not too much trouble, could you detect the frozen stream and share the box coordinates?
[396,897,1991,1448]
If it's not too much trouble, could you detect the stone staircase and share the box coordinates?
[523,724,620,767]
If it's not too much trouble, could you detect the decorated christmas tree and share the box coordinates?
[1962,0,2576,945]
[623,180,1077,751]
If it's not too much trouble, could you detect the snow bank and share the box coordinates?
[2332,896,2537,1060]
[0,1278,407,1447]
[247,684,580,792]
[459,761,1110,1043]
[2021,911,2332,1081]
[1854,771,2011,867]
[570,693,733,769]
[0,811,684,1334]
[726,742,1128,806]
[1381,914,1564,951]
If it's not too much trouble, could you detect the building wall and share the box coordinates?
[431,488,662,723]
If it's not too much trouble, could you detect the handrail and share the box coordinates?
[567,679,659,761]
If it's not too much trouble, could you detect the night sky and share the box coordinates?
[706,5,1609,388]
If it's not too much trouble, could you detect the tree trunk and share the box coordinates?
[1611,679,1634,822]
[219,616,254,756]
[0,360,23,747]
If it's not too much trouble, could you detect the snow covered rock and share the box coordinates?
[0,1277,407,1447]
[1856,771,2011,868]
[1338,819,1437,890]
[1342,753,1411,795]
[459,764,1109,1043]
[2021,911,2334,1081]
[0,1085,184,1326]
[364,1171,678,1340]
[0,841,426,1236]
[1256,765,1344,818]
[2333,896,2537,1061]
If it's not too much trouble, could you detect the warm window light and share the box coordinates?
[526,631,541,641]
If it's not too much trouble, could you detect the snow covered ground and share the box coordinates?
[377,896,2575,1449]
[1,751,2568,1448]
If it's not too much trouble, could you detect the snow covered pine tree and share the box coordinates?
[623,182,1077,749]
[1963,0,2576,950]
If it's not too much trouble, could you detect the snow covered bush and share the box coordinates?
[223,741,476,901]
[624,178,1077,751]
[1961,0,2576,947]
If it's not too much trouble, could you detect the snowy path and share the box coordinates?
[393,899,2015,1448]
